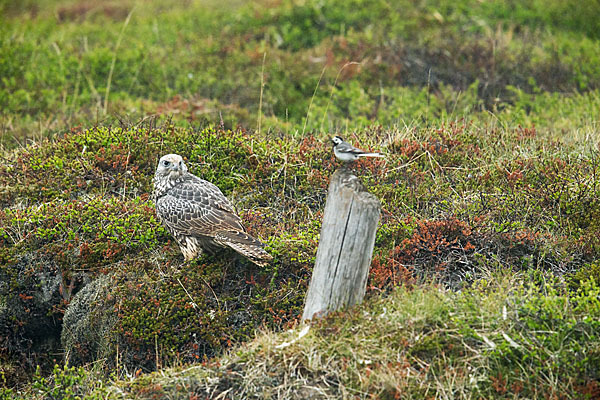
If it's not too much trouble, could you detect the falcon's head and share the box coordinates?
[155,154,188,181]
[331,136,344,146]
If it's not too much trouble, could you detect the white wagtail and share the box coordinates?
[331,136,385,162]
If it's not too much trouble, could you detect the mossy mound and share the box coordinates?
[60,253,309,374]
[93,272,600,399]
[1,126,319,380]
[1,123,599,388]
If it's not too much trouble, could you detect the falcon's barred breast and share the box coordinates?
[153,154,272,266]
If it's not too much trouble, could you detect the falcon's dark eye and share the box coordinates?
[162,160,170,166]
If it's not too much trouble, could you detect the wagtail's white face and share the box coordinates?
[155,153,188,180]
[331,136,344,146]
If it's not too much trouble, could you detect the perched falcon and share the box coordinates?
[153,154,272,266]
[331,136,385,162]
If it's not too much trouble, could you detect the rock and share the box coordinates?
[61,273,118,367]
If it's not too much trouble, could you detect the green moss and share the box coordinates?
[1,197,165,270]
[72,273,598,399]
[0,126,261,204]
[31,364,87,400]
[568,263,600,291]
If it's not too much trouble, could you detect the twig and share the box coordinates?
[257,52,266,134]
[302,64,327,135]
[104,8,135,115]
[320,62,359,132]
[176,277,199,309]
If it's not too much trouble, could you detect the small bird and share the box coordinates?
[153,154,272,266]
[331,136,385,162]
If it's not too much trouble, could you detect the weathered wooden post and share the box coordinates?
[302,167,381,320]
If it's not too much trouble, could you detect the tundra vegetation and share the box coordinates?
[1,0,599,398]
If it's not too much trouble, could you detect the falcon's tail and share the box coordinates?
[215,231,273,267]
[357,152,385,158]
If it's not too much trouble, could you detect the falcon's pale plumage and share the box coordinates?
[153,154,272,266]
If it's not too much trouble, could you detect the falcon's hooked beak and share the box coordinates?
[171,160,184,171]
